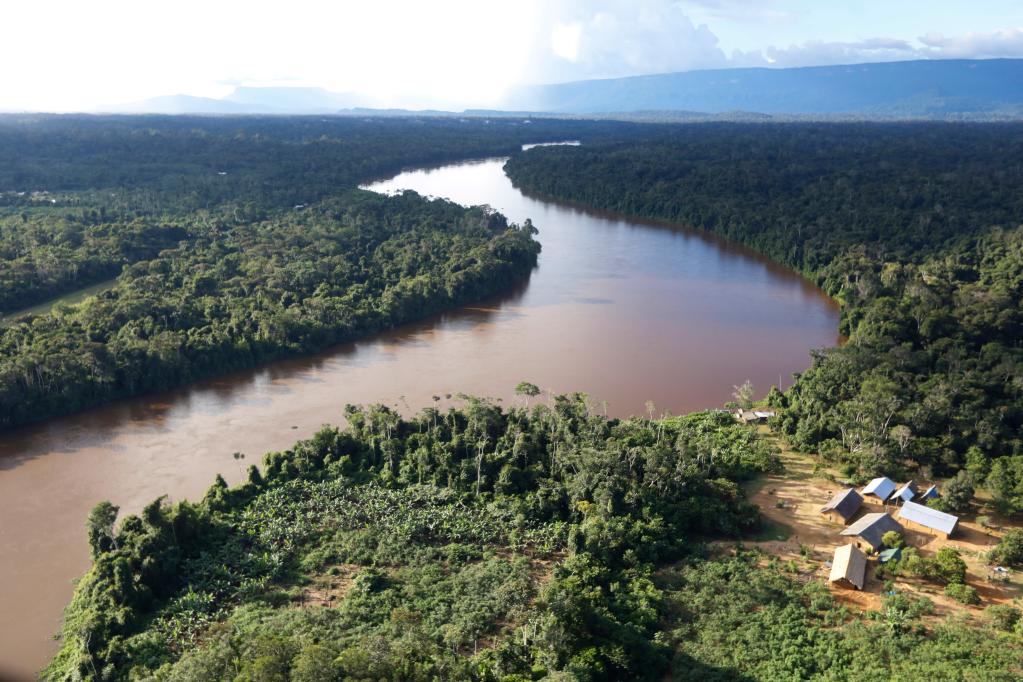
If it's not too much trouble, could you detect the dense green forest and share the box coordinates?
[0,115,632,429]
[0,190,539,429]
[46,398,1021,681]
[505,123,1023,512]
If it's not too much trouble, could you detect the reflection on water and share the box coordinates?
[0,153,839,676]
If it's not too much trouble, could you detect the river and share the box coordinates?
[0,149,840,676]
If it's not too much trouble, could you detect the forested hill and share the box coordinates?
[505,123,1023,514]
[0,116,631,431]
[506,59,1023,118]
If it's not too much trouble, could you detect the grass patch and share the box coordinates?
[747,516,794,542]
[0,277,117,325]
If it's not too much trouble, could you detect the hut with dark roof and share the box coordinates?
[820,488,863,524]
[840,512,904,552]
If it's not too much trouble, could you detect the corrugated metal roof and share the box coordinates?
[878,547,902,563]
[897,500,958,535]
[821,488,863,522]
[890,480,917,503]
[918,485,940,500]
[862,477,897,499]
[829,544,866,589]
[841,512,903,550]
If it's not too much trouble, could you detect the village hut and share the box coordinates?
[889,480,917,505]
[840,512,904,552]
[862,477,897,503]
[829,544,867,590]
[897,500,958,539]
[820,488,863,524]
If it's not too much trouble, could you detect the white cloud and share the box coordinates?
[523,0,730,83]
[519,3,1023,85]
[551,23,584,61]
[733,29,1023,69]
[0,0,540,111]
[1,1,1022,111]
[918,28,1023,58]
[679,0,792,25]
[738,38,918,68]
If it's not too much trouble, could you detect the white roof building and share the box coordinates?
[889,481,917,504]
[897,501,959,537]
[862,477,897,501]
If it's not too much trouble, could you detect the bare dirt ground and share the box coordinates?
[734,427,1021,618]
[294,563,362,608]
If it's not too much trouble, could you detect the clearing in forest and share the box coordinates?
[738,428,1022,617]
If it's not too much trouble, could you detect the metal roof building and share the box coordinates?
[897,500,959,538]
[878,547,902,564]
[862,477,897,501]
[829,544,867,590]
[820,488,863,524]
[841,512,904,551]
[735,409,775,424]
[917,484,940,501]
[890,480,917,504]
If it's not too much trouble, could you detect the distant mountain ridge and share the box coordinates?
[107,87,365,115]
[506,59,1023,117]
[102,59,1023,118]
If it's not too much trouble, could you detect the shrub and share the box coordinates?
[880,592,934,620]
[933,547,967,585]
[985,604,1021,631]
[934,470,974,513]
[989,529,1023,567]
[882,531,904,549]
[944,583,980,605]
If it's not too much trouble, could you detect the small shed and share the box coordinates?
[917,484,940,502]
[820,488,863,524]
[862,477,897,502]
[735,409,775,424]
[878,546,902,564]
[829,544,867,590]
[889,480,917,505]
[897,500,958,538]
[841,512,904,552]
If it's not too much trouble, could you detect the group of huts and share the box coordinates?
[820,477,958,590]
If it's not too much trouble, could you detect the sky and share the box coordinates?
[2,0,1023,111]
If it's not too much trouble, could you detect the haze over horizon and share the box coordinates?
[4,0,1023,112]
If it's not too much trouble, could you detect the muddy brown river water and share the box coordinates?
[0,150,840,675]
